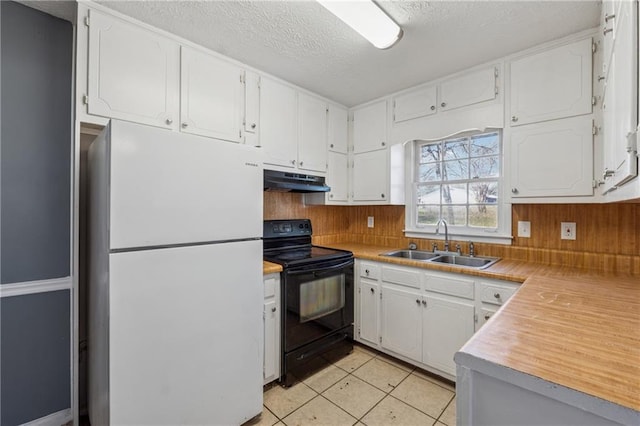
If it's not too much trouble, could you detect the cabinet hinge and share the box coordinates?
[392,113,395,121]
[494,67,499,78]
[627,130,638,153]
[84,15,90,27]
[474,313,478,323]
[240,73,244,84]
[592,122,599,136]
[379,291,382,300]
[591,96,597,106]
[379,336,382,343]
[358,287,361,294]
[82,94,89,105]
[239,130,242,139]
[592,41,597,54]
[494,86,499,96]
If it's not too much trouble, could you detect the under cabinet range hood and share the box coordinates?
[264,169,331,193]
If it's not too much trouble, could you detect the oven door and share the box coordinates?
[283,258,354,353]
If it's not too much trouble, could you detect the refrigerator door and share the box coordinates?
[107,120,263,250]
[108,240,263,425]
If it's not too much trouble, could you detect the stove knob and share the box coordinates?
[299,224,304,229]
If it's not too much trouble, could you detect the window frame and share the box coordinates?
[404,129,512,245]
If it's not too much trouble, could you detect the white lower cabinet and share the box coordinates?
[263,273,281,385]
[354,259,520,380]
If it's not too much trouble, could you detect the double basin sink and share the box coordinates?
[380,249,500,270]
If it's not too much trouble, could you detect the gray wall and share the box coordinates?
[1,0,72,284]
[1,1,73,424]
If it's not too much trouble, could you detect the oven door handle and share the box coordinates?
[286,259,353,276]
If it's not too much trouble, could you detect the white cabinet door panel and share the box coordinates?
[393,86,437,123]
[328,105,348,153]
[380,284,422,362]
[439,66,497,112]
[510,38,592,126]
[298,93,328,173]
[264,298,279,383]
[326,151,349,202]
[87,10,179,129]
[353,101,387,153]
[511,115,594,198]
[261,78,297,168]
[359,280,380,346]
[352,149,388,201]
[422,295,475,376]
[180,47,243,142]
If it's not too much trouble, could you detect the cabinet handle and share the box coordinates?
[381,142,386,147]
[300,161,304,167]
[603,27,613,36]
[370,288,374,294]
[603,168,615,179]
[182,123,188,128]
[511,116,518,122]
[251,123,256,129]
[329,194,334,198]
[381,193,385,198]
[291,160,296,165]
[365,269,370,275]
[484,314,491,320]
[415,299,421,305]
[511,188,519,194]
[330,143,334,148]
[441,102,446,107]
[430,105,436,111]
[494,293,501,299]
[598,75,605,82]
[605,13,615,22]
[421,300,427,306]
[165,118,173,125]
[271,306,277,312]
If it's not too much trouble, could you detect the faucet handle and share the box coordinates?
[455,244,461,255]
[432,242,438,253]
[469,241,475,257]
[408,242,417,250]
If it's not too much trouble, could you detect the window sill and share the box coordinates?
[404,229,513,245]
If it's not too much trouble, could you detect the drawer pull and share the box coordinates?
[415,299,421,305]
[370,288,374,294]
[484,314,491,320]
[494,292,501,299]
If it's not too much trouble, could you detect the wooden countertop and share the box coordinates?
[263,261,282,275]
[320,242,640,412]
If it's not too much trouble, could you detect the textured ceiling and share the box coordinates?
[24,1,601,107]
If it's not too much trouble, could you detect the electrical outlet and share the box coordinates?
[517,221,531,238]
[367,216,374,228]
[561,222,576,240]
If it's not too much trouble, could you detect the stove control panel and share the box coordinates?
[264,219,312,238]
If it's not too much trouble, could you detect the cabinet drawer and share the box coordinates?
[424,274,474,300]
[360,262,381,280]
[479,281,517,306]
[264,276,278,299]
[381,266,420,289]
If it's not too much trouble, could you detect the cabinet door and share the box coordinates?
[380,284,422,362]
[358,279,380,347]
[180,47,243,142]
[422,295,475,376]
[261,78,297,168]
[393,86,437,123]
[87,10,179,129]
[328,105,348,153]
[353,101,387,153]
[439,66,497,112]
[326,151,349,202]
[510,38,592,126]
[602,0,638,192]
[352,149,388,202]
[510,115,594,198]
[263,298,279,384]
[298,93,328,173]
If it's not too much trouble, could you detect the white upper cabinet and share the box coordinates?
[328,105,349,153]
[439,66,498,112]
[326,152,349,202]
[393,86,437,123]
[260,77,298,168]
[511,115,594,198]
[87,10,180,129]
[352,149,388,202]
[298,93,328,173]
[353,101,388,153]
[180,47,244,142]
[601,0,638,194]
[510,38,593,126]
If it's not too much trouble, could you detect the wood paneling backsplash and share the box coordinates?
[264,193,640,257]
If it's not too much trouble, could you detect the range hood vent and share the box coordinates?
[264,169,331,193]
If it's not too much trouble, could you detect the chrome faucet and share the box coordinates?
[435,218,449,252]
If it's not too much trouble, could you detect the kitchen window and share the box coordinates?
[405,130,512,244]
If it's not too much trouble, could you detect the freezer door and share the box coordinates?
[107,120,263,250]
[107,240,263,425]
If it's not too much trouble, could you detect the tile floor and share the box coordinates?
[247,344,456,426]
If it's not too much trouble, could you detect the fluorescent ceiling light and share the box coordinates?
[317,0,403,49]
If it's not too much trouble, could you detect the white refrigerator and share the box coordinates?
[87,120,263,425]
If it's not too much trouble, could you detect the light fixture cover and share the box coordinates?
[318,0,403,49]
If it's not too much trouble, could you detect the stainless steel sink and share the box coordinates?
[380,250,440,260]
[429,254,500,269]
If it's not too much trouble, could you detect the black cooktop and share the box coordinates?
[263,219,352,268]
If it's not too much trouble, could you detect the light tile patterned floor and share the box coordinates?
[247,344,456,426]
